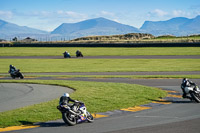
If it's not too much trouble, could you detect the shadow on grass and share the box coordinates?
[19,121,33,125]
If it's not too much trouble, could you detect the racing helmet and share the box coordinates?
[182,78,188,83]
[63,93,69,97]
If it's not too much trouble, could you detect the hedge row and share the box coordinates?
[1,42,200,47]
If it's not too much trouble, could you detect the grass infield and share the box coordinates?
[0,59,200,73]
[0,47,200,56]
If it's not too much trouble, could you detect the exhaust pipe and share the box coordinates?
[69,110,80,116]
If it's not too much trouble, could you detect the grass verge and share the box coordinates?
[0,80,167,128]
[1,59,200,73]
[0,47,200,56]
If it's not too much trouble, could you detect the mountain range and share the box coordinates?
[51,17,140,37]
[0,16,200,40]
[0,19,47,39]
[140,15,200,36]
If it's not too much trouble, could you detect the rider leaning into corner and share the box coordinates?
[181,78,197,100]
[59,93,76,105]
[8,64,17,74]
[59,93,83,114]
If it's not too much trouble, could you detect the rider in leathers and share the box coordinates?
[59,93,86,115]
[59,93,75,105]
[181,78,196,100]
[8,65,17,75]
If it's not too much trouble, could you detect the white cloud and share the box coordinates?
[146,9,200,22]
[190,4,200,10]
[0,11,13,19]
[100,11,115,17]
[155,9,168,17]
[92,10,116,20]
[56,10,87,19]
[148,9,168,17]
[172,10,191,17]
[57,10,64,15]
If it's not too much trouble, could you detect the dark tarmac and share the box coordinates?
[0,55,200,59]
[0,83,73,112]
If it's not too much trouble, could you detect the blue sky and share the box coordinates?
[1,0,200,31]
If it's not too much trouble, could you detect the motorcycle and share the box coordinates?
[57,101,94,126]
[9,69,24,79]
[63,52,71,58]
[76,51,83,57]
[181,80,200,103]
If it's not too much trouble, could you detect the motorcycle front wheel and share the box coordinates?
[190,92,200,103]
[86,111,94,122]
[62,112,76,126]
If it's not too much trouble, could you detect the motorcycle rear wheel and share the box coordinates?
[62,112,76,126]
[190,92,200,103]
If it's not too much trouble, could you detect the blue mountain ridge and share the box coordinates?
[141,15,200,36]
[0,16,200,40]
[0,19,47,37]
[51,17,140,36]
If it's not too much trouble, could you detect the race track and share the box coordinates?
[0,55,200,59]
[0,78,200,133]
[0,55,200,133]
[0,83,73,112]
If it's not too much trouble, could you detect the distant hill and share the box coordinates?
[140,15,200,36]
[0,19,48,39]
[1,15,200,41]
[72,33,154,42]
[51,17,140,38]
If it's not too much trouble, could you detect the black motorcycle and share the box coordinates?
[57,101,94,126]
[10,69,24,79]
[76,51,83,57]
[63,51,71,58]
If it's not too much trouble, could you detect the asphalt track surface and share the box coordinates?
[0,83,73,112]
[0,55,200,133]
[0,55,200,59]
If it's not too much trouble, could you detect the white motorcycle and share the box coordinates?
[57,101,94,126]
[181,79,200,103]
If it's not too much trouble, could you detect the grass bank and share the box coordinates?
[0,80,167,127]
[0,59,200,73]
[0,47,200,56]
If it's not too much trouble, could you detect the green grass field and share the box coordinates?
[0,59,200,73]
[0,47,200,56]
